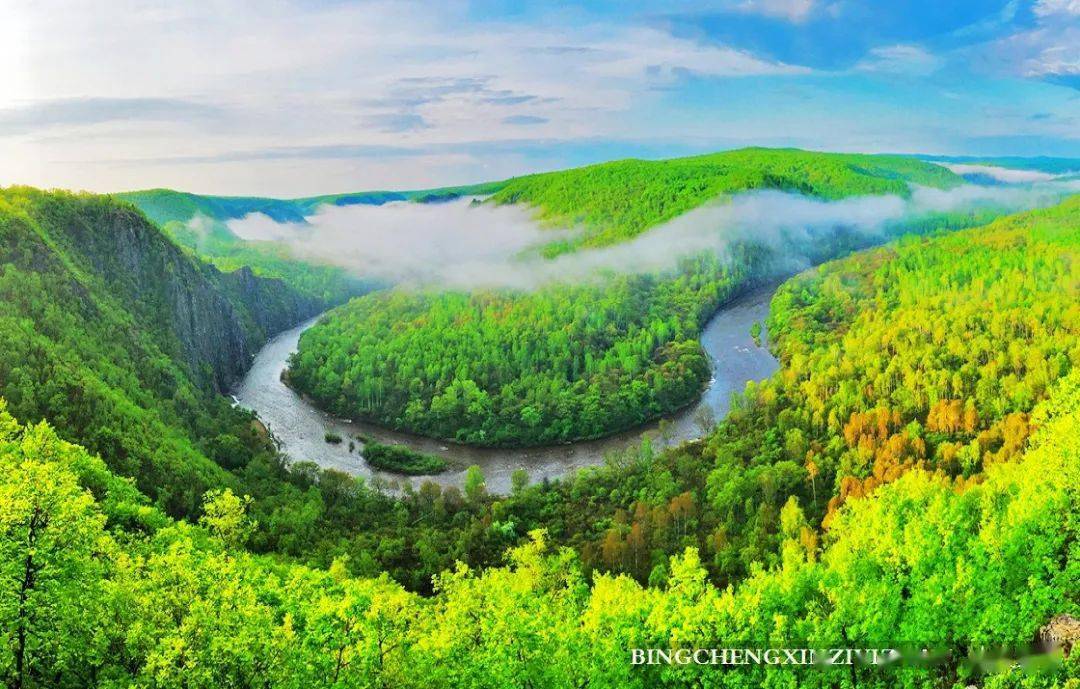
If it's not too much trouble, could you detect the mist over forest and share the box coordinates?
[222,177,1079,289]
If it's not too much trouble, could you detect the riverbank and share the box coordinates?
[232,283,780,493]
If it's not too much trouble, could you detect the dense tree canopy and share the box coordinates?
[489,147,962,252]
[287,150,987,448]
[0,362,1075,687]
[499,195,1080,588]
[1,176,1077,687]
[0,187,268,516]
[118,182,504,305]
[0,186,525,590]
[288,252,751,445]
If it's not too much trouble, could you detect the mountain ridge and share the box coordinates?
[0,186,324,514]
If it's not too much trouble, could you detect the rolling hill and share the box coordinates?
[284,149,993,446]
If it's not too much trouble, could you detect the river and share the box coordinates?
[232,283,780,493]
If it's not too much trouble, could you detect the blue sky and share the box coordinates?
[1,0,1077,195]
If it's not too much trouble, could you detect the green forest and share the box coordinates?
[285,149,1006,446]
[488,148,962,252]
[0,187,300,516]
[287,254,736,445]
[0,185,1077,687]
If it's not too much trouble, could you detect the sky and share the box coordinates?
[2,0,1078,196]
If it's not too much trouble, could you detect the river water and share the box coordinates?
[233,284,779,493]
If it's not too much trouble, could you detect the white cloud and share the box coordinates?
[583,27,808,81]
[1033,0,1080,17]
[223,183,1076,290]
[1006,36,1079,85]
[855,44,942,75]
[0,0,808,194]
[227,198,563,287]
[1021,34,1080,80]
[3,0,1074,195]
[941,163,1060,184]
[960,2,1079,85]
[724,0,818,22]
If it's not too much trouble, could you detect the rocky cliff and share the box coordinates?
[1,187,323,392]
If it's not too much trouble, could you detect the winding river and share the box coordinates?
[233,283,780,493]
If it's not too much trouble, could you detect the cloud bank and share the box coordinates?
[228,199,566,287]
[225,182,1077,290]
[942,163,1061,184]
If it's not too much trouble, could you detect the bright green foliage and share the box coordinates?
[0,186,550,589]
[0,400,154,689]
[0,196,1077,687]
[115,188,308,225]
[464,465,487,503]
[443,195,1080,593]
[301,180,506,211]
[1,172,1078,687]
[288,253,748,444]
[200,488,256,547]
[248,196,1079,603]
[490,147,962,251]
[764,193,1080,504]
[287,148,989,447]
[0,371,1076,687]
[0,427,108,689]
[116,188,365,305]
[0,187,285,516]
[119,183,508,227]
[166,235,366,307]
[362,441,448,475]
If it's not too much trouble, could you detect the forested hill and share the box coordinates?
[118,180,506,227]
[118,150,963,300]
[114,190,364,306]
[1,187,320,389]
[286,150,985,447]
[0,187,321,514]
[916,153,1080,174]
[122,148,964,258]
[487,148,964,252]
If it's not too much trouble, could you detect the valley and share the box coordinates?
[272,149,1058,452]
[233,283,778,492]
[2,150,1078,687]
[8,4,1080,685]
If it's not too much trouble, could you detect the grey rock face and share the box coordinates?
[44,200,324,392]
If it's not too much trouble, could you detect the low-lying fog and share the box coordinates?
[221,177,1079,290]
[940,163,1062,184]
